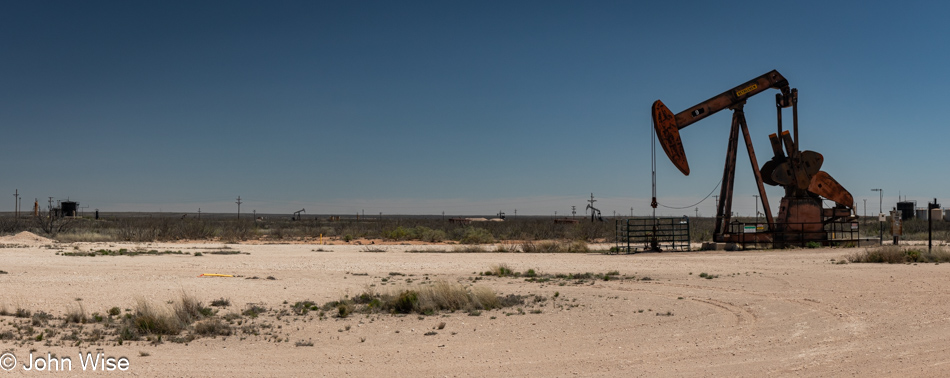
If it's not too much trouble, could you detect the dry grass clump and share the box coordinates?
[192,318,231,336]
[521,240,589,253]
[174,291,212,324]
[126,292,211,337]
[847,245,950,263]
[54,232,113,243]
[451,245,488,253]
[327,281,517,316]
[131,299,183,335]
[488,263,514,277]
[65,303,87,324]
[416,281,491,313]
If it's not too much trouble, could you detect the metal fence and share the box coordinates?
[726,220,860,249]
[613,217,691,253]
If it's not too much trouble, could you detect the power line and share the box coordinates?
[656,178,723,210]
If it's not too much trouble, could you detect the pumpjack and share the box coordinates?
[652,70,855,245]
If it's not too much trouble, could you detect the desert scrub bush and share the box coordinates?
[450,245,487,253]
[847,245,950,263]
[193,318,232,336]
[493,241,519,252]
[391,290,419,314]
[210,298,231,307]
[54,231,113,243]
[457,227,495,244]
[291,301,318,315]
[521,240,589,253]
[418,227,447,242]
[174,291,211,324]
[31,311,52,326]
[219,220,256,242]
[383,226,413,241]
[336,302,354,318]
[130,299,182,335]
[242,305,267,318]
[62,248,187,257]
[65,303,87,324]
[177,219,216,240]
[320,282,514,316]
[488,263,514,277]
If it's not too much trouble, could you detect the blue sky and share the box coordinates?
[2,1,948,216]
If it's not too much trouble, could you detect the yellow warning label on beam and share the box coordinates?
[736,83,757,97]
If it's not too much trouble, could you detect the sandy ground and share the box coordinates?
[2,232,950,377]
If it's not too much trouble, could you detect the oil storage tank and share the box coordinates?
[897,201,916,220]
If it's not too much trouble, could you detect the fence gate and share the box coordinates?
[614,217,691,253]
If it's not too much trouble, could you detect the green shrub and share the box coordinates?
[336,303,353,318]
[490,264,514,277]
[418,227,447,242]
[392,291,419,314]
[384,226,412,241]
[459,227,495,244]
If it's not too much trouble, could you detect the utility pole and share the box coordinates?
[571,206,576,219]
[631,207,634,217]
[236,196,243,219]
[13,189,18,218]
[198,208,201,219]
[753,194,760,224]
[587,193,597,222]
[48,197,54,217]
[713,195,719,214]
[695,207,698,218]
[872,189,882,245]
[929,198,936,252]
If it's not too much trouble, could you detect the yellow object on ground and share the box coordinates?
[198,274,234,277]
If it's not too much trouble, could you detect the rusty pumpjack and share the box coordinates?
[651,70,855,245]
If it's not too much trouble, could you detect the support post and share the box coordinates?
[737,110,774,228]
[713,112,741,241]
